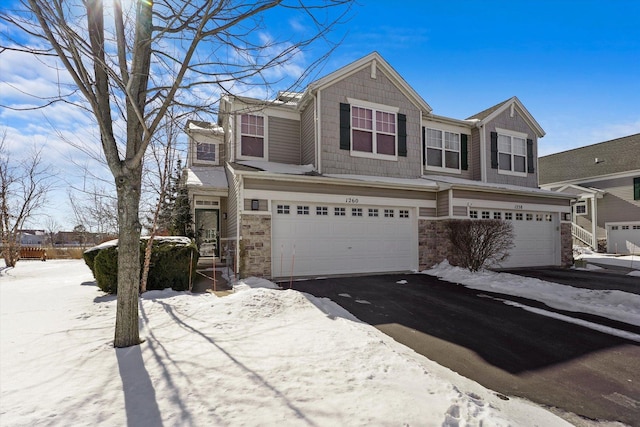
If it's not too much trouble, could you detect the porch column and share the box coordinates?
[590,195,597,250]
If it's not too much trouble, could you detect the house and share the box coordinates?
[19,229,46,246]
[184,52,573,279]
[539,134,640,254]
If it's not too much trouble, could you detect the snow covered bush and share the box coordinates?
[83,237,198,294]
[445,219,514,272]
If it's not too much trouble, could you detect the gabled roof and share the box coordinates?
[305,52,432,114]
[539,133,640,185]
[467,96,545,138]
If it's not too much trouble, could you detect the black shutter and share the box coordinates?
[339,103,350,150]
[490,131,498,169]
[461,134,468,170]
[397,113,407,157]
[422,126,426,165]
[526,138,535,173]
[634,177,640,201]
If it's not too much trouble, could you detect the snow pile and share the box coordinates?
[575,252,640,272]
[0,260,571,426]
[424,261,640,328]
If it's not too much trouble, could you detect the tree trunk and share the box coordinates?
[113,171,142,348]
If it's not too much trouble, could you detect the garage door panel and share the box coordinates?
[272,202,416,277]
[501,211,558,268]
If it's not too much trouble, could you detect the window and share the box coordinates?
[493,212,502,220]
[545,214,553,222]
[505,212,513,220]
[196,142,217,162]
[276,205,290,214]
[426,129,460,170]
[352,208,363,217]
[351,105,397,157]
[611,225,619,230]
[516,213,523,221]
[634,177,640,200]
[575,202,587,215]
[368,208,379,217]
[526,213,533,221]
[384,209,394,218]
[497,133,526,174]
[297,206,309,215]
[622,225,630,230]
[399,210,409,218]
[240,114,264,158]
[316,206,328,216]
[536,214,543,221]
[470,210,478,219]
[633,225,640,230]
[481,211,490,219]
[335,207,346,216]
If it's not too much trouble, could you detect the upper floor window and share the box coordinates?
[634,177,640,200]
[491,129,533,176]
[196,142,217,162]
[240,114,264,158]
[352,105,396,156]
[340,99,406,160]
[426,129,460,170]
[498,133,526,173]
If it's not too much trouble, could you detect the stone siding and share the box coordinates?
[560,222,573,267]
[239,214,271,278]
[419,219,455,270]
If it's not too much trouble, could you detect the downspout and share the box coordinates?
[315,90,322,173]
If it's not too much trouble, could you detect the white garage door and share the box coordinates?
[607,222,640,254]
[271,202,417,277]
[502,211,558,268]
[470,210,559,268]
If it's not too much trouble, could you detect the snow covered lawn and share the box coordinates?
[0,260,571,426]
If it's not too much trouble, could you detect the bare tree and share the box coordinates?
[43,216,60,246]
[0,131,54,267]
[1,0,353,347]
[446,219,514,272]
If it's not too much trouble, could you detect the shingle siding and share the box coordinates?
[319,67,422,178]
[483,107,539,188]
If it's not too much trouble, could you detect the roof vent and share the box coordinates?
[595,157,605,164]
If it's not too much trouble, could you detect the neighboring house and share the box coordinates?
[184,52,573,279]
[539,134,640,254]
[19,229,46,246]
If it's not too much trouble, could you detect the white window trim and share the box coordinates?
[193,141,219,165]
[236,113,268,161]
[424,127,462,174]
[495,127,527,177]
[574,201,588,216]
[347,97,399,161]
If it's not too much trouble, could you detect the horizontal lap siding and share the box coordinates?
[300,105,316,166]
[244,177,436,200]
[437,191,449,216]
[453,189,569,206]
[268,116,300,164]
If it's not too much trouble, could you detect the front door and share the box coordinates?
[195,209,219,257]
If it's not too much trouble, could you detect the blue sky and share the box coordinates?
[1,0,639,230]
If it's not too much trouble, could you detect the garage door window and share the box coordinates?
[335,207,346,216]
[276,205,290,214]
[384,209,394,218]
[297,206,309,215]
[352,208,363,217]
[399,210,410,218]
[316,206,328,216]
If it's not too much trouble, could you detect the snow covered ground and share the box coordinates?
[0,260,577,426]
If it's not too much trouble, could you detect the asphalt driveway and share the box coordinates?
[289,272,640,426]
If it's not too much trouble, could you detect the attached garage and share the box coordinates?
[607,222,640,254]
[271,202,418,277]
[468,209,560,268]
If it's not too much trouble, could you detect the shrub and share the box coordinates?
[93,246,119,294]
[83,238,198,294]
[445,219,514,272]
